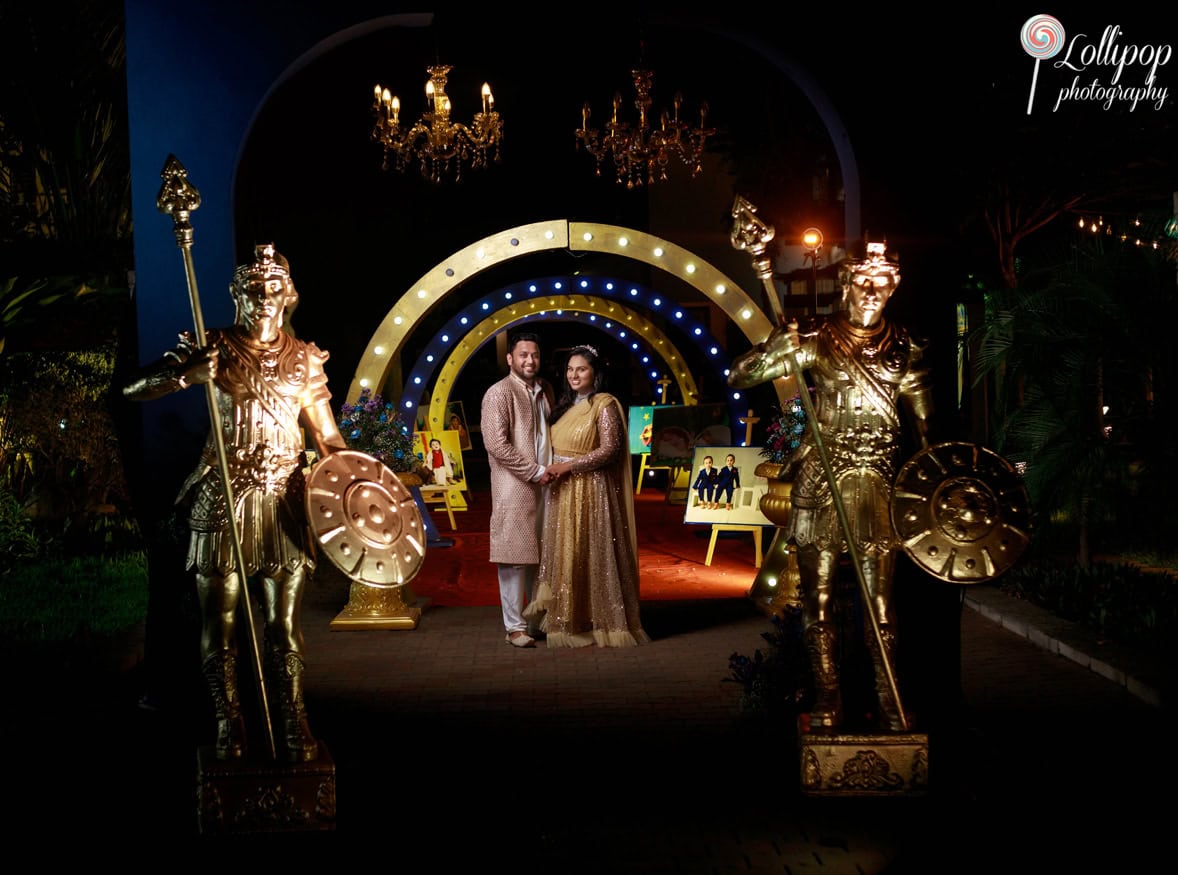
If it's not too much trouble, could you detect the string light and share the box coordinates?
[1070,209,1175,251]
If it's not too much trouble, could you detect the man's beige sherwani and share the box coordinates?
[481,371,551,564]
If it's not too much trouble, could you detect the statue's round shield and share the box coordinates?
[891,442,1032,583]
[305,450,426,587]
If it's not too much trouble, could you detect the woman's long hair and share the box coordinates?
[550,344,605,423]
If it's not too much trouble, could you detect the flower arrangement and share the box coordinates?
[724,607,811,720]
[760,395,808,465]
[336,388,423,474]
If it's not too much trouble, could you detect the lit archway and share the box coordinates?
[406,284,731,434]
[349,221,775,409]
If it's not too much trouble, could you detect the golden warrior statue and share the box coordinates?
[729,240,932,733]
[124,243,347,762]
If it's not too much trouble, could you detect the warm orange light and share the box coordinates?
[802,227,823,251]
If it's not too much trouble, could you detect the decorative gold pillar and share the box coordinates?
[747,461,801,616]
[329,579,430,630]
[321,470,432,631]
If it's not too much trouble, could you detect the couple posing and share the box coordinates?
[481,330,649,649]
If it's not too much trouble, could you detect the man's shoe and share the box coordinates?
[505,631,536,648]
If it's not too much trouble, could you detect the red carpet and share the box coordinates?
[409,489,763,607]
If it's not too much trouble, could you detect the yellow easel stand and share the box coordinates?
[704,524,763,567]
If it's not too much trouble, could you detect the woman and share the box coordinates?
[525,345,649,647]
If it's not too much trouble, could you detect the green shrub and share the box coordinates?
[0,487,37,564]
[0,551,147,643]
[999,559,1178,656]
[725,606,811,719]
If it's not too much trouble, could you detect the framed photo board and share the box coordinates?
[682,446,772,526]
[416,430,468,509]
[648,404,732,468]
[443,401,473,450]
[627,404,662,455]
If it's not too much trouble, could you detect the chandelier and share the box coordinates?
[575,67,714,189]
[371,64,503,184]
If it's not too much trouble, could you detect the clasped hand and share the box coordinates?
[541,460,573,484]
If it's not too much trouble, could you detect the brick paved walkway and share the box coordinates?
[10,557,1174,872]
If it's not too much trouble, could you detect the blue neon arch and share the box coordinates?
[399,275,752,436]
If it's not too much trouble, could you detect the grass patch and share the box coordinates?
[0,552,148,644]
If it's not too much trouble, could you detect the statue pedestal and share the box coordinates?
[329,581,431,630]
[797,724,929,796]
[196,743,336,834]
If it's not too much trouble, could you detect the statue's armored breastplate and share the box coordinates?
[809,318,911,471]
[208,329,310,477]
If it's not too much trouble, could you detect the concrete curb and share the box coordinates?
[962,585,1167,708]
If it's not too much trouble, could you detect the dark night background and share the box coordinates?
[3,3,1175,499]
[226,7,1178,449]
[2,5,1177,858]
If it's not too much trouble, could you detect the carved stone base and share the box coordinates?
[196,742,336,834]
[798,723,929,796]
[329,581,432,630]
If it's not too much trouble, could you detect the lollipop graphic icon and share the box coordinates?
[1021,14,1066,114]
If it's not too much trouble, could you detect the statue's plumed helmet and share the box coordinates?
[233,243,292,287]
[839,237,900,287]
[230,243,298,323]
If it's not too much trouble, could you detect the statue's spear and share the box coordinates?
[729,196,907,730]
[156,155,277,758]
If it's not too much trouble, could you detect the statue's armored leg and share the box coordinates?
[263,568,317,762]
[861,552,905,731]
[196,570,245,758]
[202,650,246,759]
[799,545,842,731]
[866,624,906,731]
[267,646,318,762]
[804,621,843,731]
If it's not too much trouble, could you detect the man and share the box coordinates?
[481,330,554,648]
[728,240,932,733]
[124,243,347,761]
[715,453,741,510]
[692,455,716,508]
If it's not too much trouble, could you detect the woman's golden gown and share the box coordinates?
[527,393,649,648]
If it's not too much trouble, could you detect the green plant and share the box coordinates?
[337,388,423,474]
[999,558,1178,657]
[0,551,147,643]
[725,606,811,718]
[971,230,1177,567]
[0,342,130,514]
[0,486,36,564]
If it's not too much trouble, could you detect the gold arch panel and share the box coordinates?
[346,220,772,404]
[421,295,701,435]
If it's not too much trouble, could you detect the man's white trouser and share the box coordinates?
[497,563,537,634]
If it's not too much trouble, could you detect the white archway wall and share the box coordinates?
[420,296,702,434]
[347,220,776,406]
